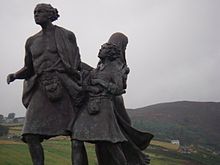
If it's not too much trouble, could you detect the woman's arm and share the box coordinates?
[91,69,125,95]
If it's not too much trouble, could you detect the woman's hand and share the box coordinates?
[84,86,102,94]
[91,79,101,85]
[91,79,107,87]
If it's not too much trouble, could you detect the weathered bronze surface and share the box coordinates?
[71,33,154,165]
[7,3,85,165]
[7,3,153,165]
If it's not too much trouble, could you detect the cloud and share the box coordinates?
[0,0,219,116]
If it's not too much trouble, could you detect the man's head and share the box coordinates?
[34,3,59,25]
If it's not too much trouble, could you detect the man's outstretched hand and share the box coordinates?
[7,73,16,84]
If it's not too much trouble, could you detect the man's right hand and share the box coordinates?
[7,73,16,84]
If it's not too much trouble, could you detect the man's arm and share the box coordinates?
[68,31,81,70]
[7,38,34,84]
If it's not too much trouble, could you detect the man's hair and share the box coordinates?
[35,3,60,22]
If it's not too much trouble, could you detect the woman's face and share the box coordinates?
[98,48,108,60]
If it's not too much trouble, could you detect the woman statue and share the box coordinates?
[95,32,154,165]
[71,32,153,165]
[72,43,128,164]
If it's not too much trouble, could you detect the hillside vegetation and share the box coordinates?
[128,101,220,151]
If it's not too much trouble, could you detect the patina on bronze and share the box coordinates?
[7,3,88,165]
[7,3,153,164]
[98,32,154,165]
[71,34,154,164]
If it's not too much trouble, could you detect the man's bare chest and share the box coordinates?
[30,34,57,58]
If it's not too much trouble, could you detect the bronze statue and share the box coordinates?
[72,43,128,164]
[96,32,153,164]
[7,3,153,164]
[7,3,87,165]
[71,33,153,164]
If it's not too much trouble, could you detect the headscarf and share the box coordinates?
[108,32,128,64]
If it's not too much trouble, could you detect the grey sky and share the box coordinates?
[1,0,220,117]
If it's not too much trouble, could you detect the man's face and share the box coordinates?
[34,5,50,25]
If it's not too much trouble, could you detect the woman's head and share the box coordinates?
[108,32,128,51]
[108,32,128,64]
[98,43,121,61]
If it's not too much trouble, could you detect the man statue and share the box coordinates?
[7,3,88,165]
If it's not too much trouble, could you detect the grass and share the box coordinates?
[0,143,32,165]
[1,123,219,164]
[8,129,22,135]
[149,153,186,165]
[1,123,23,127]
[151,140,180,151]
[0,139,97,165]
[0,140,72,165]
[0,139,210,165]
[0,139,21,144]
[0,125,218,165]
[3,123,23,135]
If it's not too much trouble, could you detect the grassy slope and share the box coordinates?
[2,123,220,165]
[0,139,213,165]
[151,140,180,151]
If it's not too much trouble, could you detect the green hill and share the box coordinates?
[127,101,220,151]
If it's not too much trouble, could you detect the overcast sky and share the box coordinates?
[1,0,220,117]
